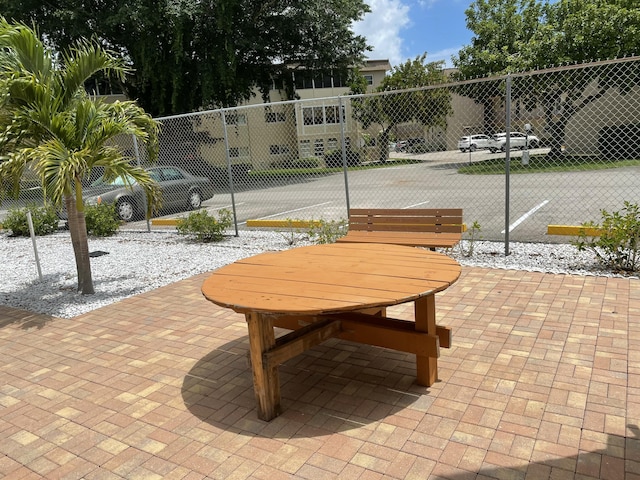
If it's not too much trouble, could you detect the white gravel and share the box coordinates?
[1,229,635,319]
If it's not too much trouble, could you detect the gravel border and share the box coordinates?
[1,229,636,319]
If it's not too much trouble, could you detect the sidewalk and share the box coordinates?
[1,267,638,479]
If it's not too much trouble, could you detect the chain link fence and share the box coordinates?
[3,57,639,245]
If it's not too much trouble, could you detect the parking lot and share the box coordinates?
[3,147,638,244]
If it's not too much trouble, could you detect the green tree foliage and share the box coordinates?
[0,18,160,294]
[453,0,542,133]
[453,0,640,156]
[350,54,452,161]
[0,0,371,116]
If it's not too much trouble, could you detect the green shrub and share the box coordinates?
[307,218,348,244]
[458,220,482,257]
[270,157,320,169]
[3,203,59,236]
[572,201,640,272]
[277,218,310,246]
[324,149,361,168]
[176,208,233,242]
[84,203,120,237]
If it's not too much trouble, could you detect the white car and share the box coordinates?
[489,132,540,152]
[457,134,492,152]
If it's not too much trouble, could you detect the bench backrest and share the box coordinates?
[348,208,464,234]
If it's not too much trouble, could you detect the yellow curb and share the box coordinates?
[151,218,180,226]
[547,225,602,236]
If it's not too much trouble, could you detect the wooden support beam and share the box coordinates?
[335,318,439,357]
[265,319,342,368]
[245,312,281,421]
[272,311,451,349]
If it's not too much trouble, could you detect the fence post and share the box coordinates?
[339,96,351,215]
[504,75,511,256]
[132,135,151,233]
[221,110,240,237]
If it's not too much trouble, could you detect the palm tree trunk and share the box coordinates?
[65,195,95,294]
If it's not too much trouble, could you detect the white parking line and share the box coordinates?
[403,201,430,208]
[238,202,334,225]
[502,200,549,233]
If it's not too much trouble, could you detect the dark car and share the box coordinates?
[82,166,215,221]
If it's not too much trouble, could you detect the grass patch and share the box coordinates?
[458,154,640,175]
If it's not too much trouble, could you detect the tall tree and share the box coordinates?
[452,0,542,133]
[0,0,371,116]
[350,54,452,162]
[524,0,640,156]
[0,18,160,294]
[453,0,640,156]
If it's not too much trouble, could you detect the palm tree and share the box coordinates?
[0,18,160,294]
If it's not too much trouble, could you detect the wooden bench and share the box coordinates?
[336,208,464,250]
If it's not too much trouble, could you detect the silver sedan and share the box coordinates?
[84,166,215,222]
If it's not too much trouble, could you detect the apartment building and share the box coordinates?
[192,60,392,173]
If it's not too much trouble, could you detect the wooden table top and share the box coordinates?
[201,243,461,315]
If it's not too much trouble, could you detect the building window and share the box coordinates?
[314,139,324,157]
[325,106,339,124]
[302,108,315,125]
[226,113,247,125]
[313,106,324,125]
[229,146,249,158]
[364,75,373,86]
[333,73,346,88]
[294,69,349,90]
[299,140,311,158]
[265,111,286,123]
[327,138,338,150]
[302,105,342,125]
[269,145,290,155]
[294,71,314,90]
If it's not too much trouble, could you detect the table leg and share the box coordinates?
[245,311,281,421]
[415,295,437,386]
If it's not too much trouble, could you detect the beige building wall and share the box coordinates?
[195,60,392,170]
[565,86,640,155]
[442,93,485,150]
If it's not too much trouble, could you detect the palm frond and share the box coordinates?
[60,39,127,108]
[0,17,52,82]
[0,149,32,197]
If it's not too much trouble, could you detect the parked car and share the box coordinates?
[395,140,408,152]
[395,138,427,153]
[80,166,215,222]
[457,134,492,152]
[488,132,540,152]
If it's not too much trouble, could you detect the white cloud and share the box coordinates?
[352,0,411,67]
[425,46,461,68]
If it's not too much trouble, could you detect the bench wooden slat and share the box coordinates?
[337,208,464,249]
[349,208,462,216]
[348,223,463,233]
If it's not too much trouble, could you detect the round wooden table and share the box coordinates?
[202,242,461,420]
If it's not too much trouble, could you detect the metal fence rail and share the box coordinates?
[3,57,639,245]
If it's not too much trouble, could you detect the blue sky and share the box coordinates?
[352,0,474,68]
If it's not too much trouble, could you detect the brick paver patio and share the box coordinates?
[1,267,639,479]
